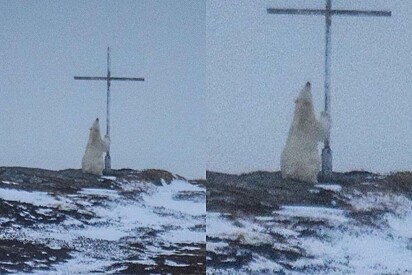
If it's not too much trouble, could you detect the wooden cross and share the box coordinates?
[267,0,391,179]
[74,47,145,174]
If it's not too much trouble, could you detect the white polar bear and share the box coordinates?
[81,118,110,176]
[280,82,331,183]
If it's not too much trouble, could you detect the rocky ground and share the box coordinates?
[2,167,411,274]
[206,170,412,275]
[0,167,206,274]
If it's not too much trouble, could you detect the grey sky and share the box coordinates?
[207,0,412,174]
[0,1,205,179]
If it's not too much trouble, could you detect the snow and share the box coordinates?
[207,184,412,274]
[1,180,19,185]
[30,256,115,275]
[247,255,282,273]
[270,226,299,237]
[78,188,120,198]
[162,227,205,243]
[165,260,189,267]
[101,176,117,181]
[347,191,411,213]
[315,183,342,192]
[290,192,412,274]
[35,208,54,215]
[0,217,11,224]
[206,241,228,253]
[3,173,411,274]
[0,189,61,207]
[386,210,412,239]
[254,216,275,221]
[144,179,205,216]
[0,178,205,273]
[298,228,412,275]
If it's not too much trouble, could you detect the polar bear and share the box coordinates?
[82,118,110,176]
[280,82,331,183]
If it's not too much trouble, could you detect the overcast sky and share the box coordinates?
[0,1,205,179]
[1,1,411,179]
[207,0,412,174]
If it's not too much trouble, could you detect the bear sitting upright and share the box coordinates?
[280,82,331,183]
[82,118,110,176]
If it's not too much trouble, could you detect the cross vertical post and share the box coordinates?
[322,0,333,177]
[267,0,391,181]
[74,47,145,175]
[105,47,111,173]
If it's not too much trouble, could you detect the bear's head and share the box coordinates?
[88,118,102,142]
[293,82,316,126]
[90,118,100,131]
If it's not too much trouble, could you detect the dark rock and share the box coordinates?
[206,169,412,273]
[0,166,204,274]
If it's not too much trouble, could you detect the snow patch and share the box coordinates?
[1,180,19,185]
[247,255,282,272]
[315,184,342,192]
[79,188,120,198]
[0,189,61,207]
[0,177,205,274]
[255,216,275,221]
[275,205,348,223]
[165,260,188,267]
[206,242,229,253]
[101,176,117,181]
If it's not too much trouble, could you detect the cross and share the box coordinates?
[74,47,145,174]
[267,0,391,179]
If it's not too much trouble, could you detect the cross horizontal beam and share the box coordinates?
[74,76,145,81]
[267,8,391,17]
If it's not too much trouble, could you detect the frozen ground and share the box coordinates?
[0,167,205,274]
[206,171,412,275]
